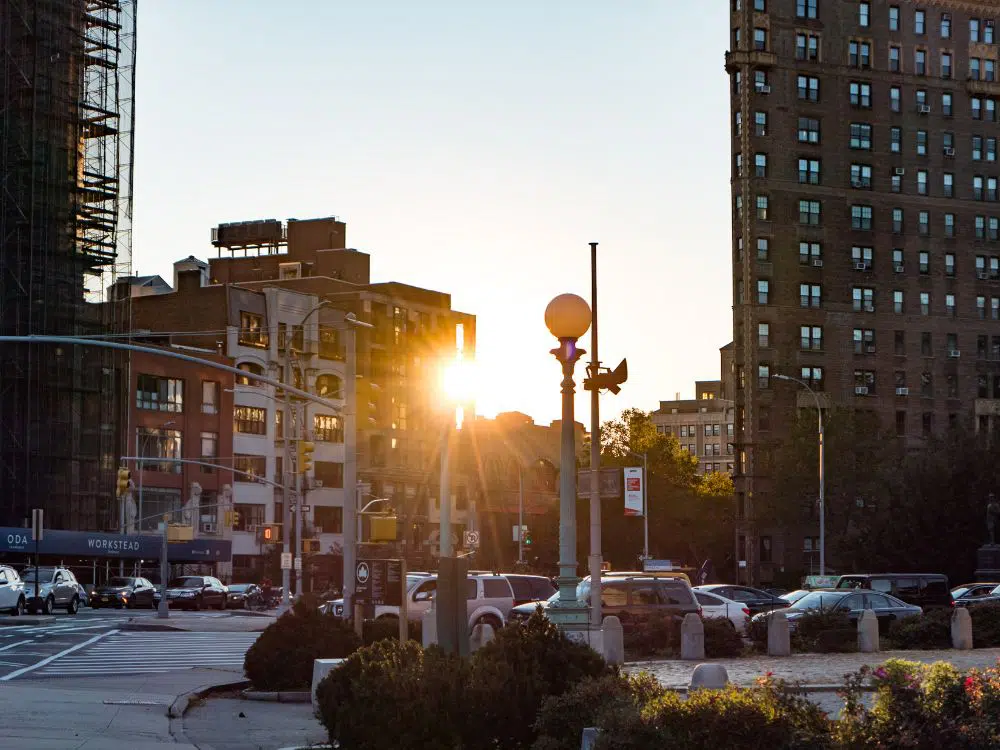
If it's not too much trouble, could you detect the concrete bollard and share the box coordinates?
[422,609,438,648]
[952,606,973,650]
[680,613,705,660]
[857,609,879,653]
[311,658,345,710]
[767,611,791,657]
[580,727,600,750]
[602,616,624,665]
[690,663,729,690]
[469,623,495,652]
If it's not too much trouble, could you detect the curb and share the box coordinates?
[121,623,184,632]
[0,616,56,627]
[168,677,251,719]
[242,689,312,703]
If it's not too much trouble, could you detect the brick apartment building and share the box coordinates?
[652,380,736,477]
[728,0,1000,583]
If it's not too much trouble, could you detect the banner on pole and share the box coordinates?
[624,467,643,516]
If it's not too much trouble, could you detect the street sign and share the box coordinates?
[576,467,622,499]
[512,524,528,543]
[463,530,480,548]
[643,559,673,572]
[300,505,311,513]
[354,558,403,606]
[294,556,302,571]
[280,552,293,570]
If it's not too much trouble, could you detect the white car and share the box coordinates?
[693,588,751,632]
[0,566,26,616]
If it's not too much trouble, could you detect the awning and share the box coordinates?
[0,527,231,563]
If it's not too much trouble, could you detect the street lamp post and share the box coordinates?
[773,373,825,575]
[544,293,591,631]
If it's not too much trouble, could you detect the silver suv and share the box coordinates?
[22,567,82,615]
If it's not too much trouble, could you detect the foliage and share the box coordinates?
[362,616,422,645]
[747,614,769,650]
[790,610,856,653]
[970,604,1000,647]
[703,616,744,657]
[617,611,681,660]
[886,609,952,650]
[243,597,360,691]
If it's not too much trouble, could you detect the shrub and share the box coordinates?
[315,639,469,750]
[971,604,1000,648]
[243,597,360,691]
[747,613,769,650]
[704,617,744,658]
[791,610,856,653]
[886,609,951,650]
[362,616,422,645]
[618,611,681,660]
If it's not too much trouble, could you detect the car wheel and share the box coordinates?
[67,596,79,615]
[12,597,24,617]
[41,596,54,615]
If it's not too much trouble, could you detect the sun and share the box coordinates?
[440,357,478,404]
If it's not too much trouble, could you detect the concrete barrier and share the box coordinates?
[690,663,729,690]
[602,616,624,665]
[857,609,879,653]
[680,613,704,660]
[311,658,345,710]
[422,609,438,648]
[580,727,600,750]
[767,611,791,657]
[469,623,495,652]
[952,606,973,650]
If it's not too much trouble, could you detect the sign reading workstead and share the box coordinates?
[0,527,231,562]
[354,558,403,607]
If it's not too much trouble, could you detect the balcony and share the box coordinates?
[725,49,778,73]
[967,78,1000,97]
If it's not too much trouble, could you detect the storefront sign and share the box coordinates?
[0,527,231,562]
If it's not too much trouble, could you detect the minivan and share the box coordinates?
[835,573,952,610]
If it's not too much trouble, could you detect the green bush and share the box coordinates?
[618,610,681,659]
[747,614,769,650]
[243,598,360,691]
[704,617,744,657]
[315,639,469,750]
[886,609,951,650]
[791,610,856,653]
[971,604,1000,648]
[362,616,422,645]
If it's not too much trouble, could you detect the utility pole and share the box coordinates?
[280,356,292,612]
[588,241,602,628]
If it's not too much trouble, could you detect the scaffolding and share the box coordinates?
[0,0,135,531]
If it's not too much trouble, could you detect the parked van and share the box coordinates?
[835,573,952,610]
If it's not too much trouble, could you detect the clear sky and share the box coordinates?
[133,0,733,426]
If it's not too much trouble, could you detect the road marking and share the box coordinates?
[0,629,118,681]
[0,640,35,652]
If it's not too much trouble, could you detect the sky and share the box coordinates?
[133,1,733,427]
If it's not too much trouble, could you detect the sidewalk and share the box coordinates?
[183,696,326,750]
[0,668,244,750]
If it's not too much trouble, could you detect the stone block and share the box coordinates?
[857,609,879,653]
[580,727,600,750]
[952,606,974,650]
[469,623,495,652]
[767,611,791,656]
[680,613,704,660]
[690,663,729,690]
[422,608,438,648]
[311,658,345,710]
[602,616,624,665]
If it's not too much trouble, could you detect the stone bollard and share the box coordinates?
[469,623,495,652]
[680,613,705,660]
[690,663,729,690]
[857,609,879,653]
[422,609,438,648]
[767,611,791,657]
[311,658,345,710]
[602,616,624,665]
[580,727,600,750]
[952,606,974,650]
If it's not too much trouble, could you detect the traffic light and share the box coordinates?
[369,515,398,542]
[225,511,241,528]
[257,523,282,544]
[116,467,131,497]
[524,528,533,546]
[297,440,315,474]
[301,538,321,553]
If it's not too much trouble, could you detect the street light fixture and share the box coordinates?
[544,293,591,631]
[773,373,825,576]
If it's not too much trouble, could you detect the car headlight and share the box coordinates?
[179,591,196,597]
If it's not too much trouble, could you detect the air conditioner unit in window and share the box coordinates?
[896,387,909,396]
[854,261,869,271]
[278,262,302,280]
[944,147,956,157]
[895,167,906,176]
[894,263,905,272]
[851,179,866,188]
[855,386,869,396]
[201,522,217,534]
[919,104,931,114]
[866,344,877,353]
[864,303,875,312]
[978,271,990,280]
[949,349,962,358]
[758,85,771,94]
[812,258,824,267]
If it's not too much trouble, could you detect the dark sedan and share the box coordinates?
[92,577,156,609]
[695,584,790,616]
[163,576,227,611]
[226,583,263,610]
[751,589,921,635]
[953,583,1000,606]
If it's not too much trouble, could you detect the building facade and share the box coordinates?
[652,381,736,477]
[728,0,1000,583]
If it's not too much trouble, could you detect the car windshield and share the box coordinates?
[22,568,56,582]
[169,577,202,588]
[781,590,812,604]
[228,584,251,593]
[790,592,848,611]
[108,577,134,587]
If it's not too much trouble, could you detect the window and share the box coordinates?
[989,61,997,82]
[889,45,901,72]
[992,177,999,201]
[855,369,876,395]
[941,52,952,78]
[942,92,952,116]
[941,13,951,38]
[850,164,872,188]
[236,362,264,387]
[917,170,928,195]
[890,127,902,153]
[972,19,981,43]
[990,138,997,162]
[850,41,871,68]
[201,381,219,415]
[921,332,932,357]
[315,374,343,399]
[802,366,824,390]
[755,153,767,177]
[973,97,983,120]
[916,130,927,156]
[798,158,820,184]
[894,290,905,313]
[758,364,770,389]
[946,253,956,276]
[757,280,769,304]
[915,49,926,75]
[918,210,930,236]
[979,335,989,359]
[976,175,985,200]
[238,311,269,348]
[798,117,820,143]
[946,294,956,316]
[800,283,821,308]
[978,296,987,319]
[313,461,344,488]
[756,237,769,260]
[892,207,903,233]
[920,291,931,315]
[919,251,930,274]
[318,326,342,360]
[854,328,875,354]
[853,287,875,312]
[799,199,821,225]
[893,248,904,270]
[852,204,873,230]
[314,506,343,534]
[850,81,871,108]
[947,373,959,398]
[801,325,823,350]
[796,34,820,61]
[943,173,954,197]
[916,89,928,109]
[758,323,770,348]
[988,20,996,44]
[234,406,266,435]
[889,5,899,31]
[756,195,769,220]
[850,122,872,150]
[734,154,743,178]
[754,70,768,91]
[754,111,767,136]
[137,428,182,474]
[136,375,184,413]
[921,372,933,398]
[852,245,873,268]
[313,414,343,442]
[798,75,819,101]
[753,28,767,51]
[915,9,925,34]
[200,431,218,473]
[895,330,906,355]
[859,1,870,27]
[890,86,901,112]
[233,454,266,481]
[797,0,817,19]
[977,217,987,239]
[945,213,955,237]
[799,242,821,265]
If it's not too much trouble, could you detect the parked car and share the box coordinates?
[163,576,227,611]
[226,583,264,610]
[694,584,790,616]
[693,589,751,632]
[0,565,26,616]
[91,577,156,609]
[21,566,81,614]
[751,588,922,635]
[503,574,557,606]
[780,589,828,606]
[952,583,1000,602]
[835,573,952,610]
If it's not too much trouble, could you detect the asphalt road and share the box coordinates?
[0,606,262,680]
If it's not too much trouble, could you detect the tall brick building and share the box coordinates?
[728,0,1000,583]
